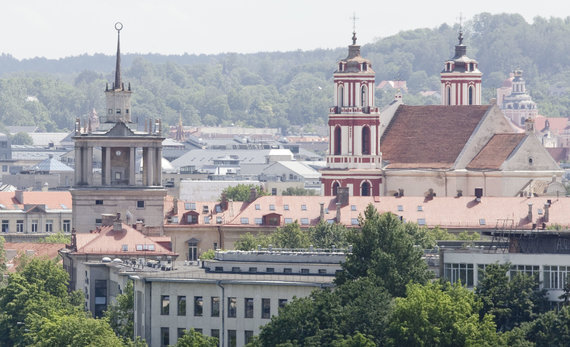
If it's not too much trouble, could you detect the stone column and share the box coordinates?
[154,146,162,186]
[129,147,136,186]
[74,145,82,185]
[86,146,93,185]
[104,147,111,185]
[147,147,155,186]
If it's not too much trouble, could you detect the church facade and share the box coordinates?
[322,30,563,198]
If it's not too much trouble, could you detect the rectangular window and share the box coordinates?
[351,218,359,225]
[244,298,254,318]
[284,268,292,274]
[185,202,196,210]
[262,298,270,319]
[216,216,223,224]
[231,266,241,273]
[254,218,263,225]
[31,220,38,233]
[1,220,8,233]
[318,269,327,275]
[194,296,203,316]
[95,218,102,226]
[63,220,71,233]
[544,266,570,289]
[351,205,357,211]
[228,330,236,347]
[245,330,254,345]
[121,244,128,252]
[249,267,257,273]
[228,297,237,318]
[240,217,249,224]
[278,299,288,309]
[161,327,169,347]
[161,295,170,315]
[211,297,220,317]
[443,263,474,287]
[300,218,309,225]
[266,267,274,273]
[204,216,210,224]
[255,204,260,210]
[137,200,145,208]
[16,220,23,233]
[202,205,209,213]
[211,329,219,341]
[45,220,53,233]
[177,296,186,316]
[284,204,289,210]
[301,204,307,211]
[269,204,275,211]
[284,218,293,224]
[271,188,277,195]
[178,328,185,339]
[301,268,310,274]
[95,200,103,205]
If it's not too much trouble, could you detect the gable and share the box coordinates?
[105,122,135,137]
[381,105,490,169]
[501,135,562,172]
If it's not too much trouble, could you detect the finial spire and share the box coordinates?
[351,12,359,45]
[457,13,464,45]
[114,22,123,90]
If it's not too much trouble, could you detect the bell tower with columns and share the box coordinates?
[321,26,383,197]
[71,23,166,234]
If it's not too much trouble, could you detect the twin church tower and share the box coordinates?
[321,27,482,197]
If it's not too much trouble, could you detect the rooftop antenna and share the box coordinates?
[351,12,359,45]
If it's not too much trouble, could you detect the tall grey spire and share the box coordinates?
[114,22,123,90]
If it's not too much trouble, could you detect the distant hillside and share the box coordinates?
[0,12,569,133]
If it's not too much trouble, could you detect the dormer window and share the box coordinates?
[362,63,367,71]
[339,63,344,72]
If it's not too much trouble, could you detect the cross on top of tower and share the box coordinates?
[457,12,464,45]
[351,12,359,45]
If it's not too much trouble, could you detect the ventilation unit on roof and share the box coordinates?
[474,188,483,202]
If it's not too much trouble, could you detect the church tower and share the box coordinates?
[321,30,383,197]
[71,23,166,234]
[440,27,482,105]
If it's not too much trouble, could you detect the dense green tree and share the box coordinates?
[270,221,310,249]
[308,221,351,249]
[220,184,266,202]
[387,282,501,347]
[25,311,126,347]
[0,235,5,276]
[10,132,33,145]
[38,232,71,244]
[256,277,391,346]
[105,281,136,342]
[475,263,548,331]
[335,205,433,297]
[175,328,218,347]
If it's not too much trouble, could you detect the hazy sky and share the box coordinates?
[1,0,569,59]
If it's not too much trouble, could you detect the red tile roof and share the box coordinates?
[222,195,570,231]
[467,133,526,169]
[164,196,246,227]
[74,223,177,256]
[534,115,568,134]
[381,105,490,168]
[4,242,65,272]
[0,191,71,210]
[546,147,569,163]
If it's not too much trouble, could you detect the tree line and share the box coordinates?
[0,13,570,134]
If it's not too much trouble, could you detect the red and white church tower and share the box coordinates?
[321,32,383,197]
[440,28,482,105]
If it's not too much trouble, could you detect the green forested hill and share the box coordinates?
[1,12,570,133]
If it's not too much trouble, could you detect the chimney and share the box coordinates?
[172,197,178,216]
[337,187,349,206]
[319,202,325,222]
[249,187,258,202]
[544,202,550,223]
[398,188,404,197]
[527,203,533,221]
[474,188,483,202]
[14,190,23,204]
[101,214,116,226]
[113,221,123,232]
[336,202,341,223]
[220,193,228,211]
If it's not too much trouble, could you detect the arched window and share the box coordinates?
[361,85,368,107]
[338,85,344,107]
[332,181,340,196]
[447,86,451,105]
[361,181,371,196]
[334,126,341,155]
[361,126,371,155]
[468,86,474,105]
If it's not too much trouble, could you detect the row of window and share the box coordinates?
[214,266,332,275]
[332,126,371,155]
[107,108,129,115]
[95,200,145,208]
[0,219,69,233]
[160,295,286,319]
[161,327,252,347]
[445,263,569,290]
